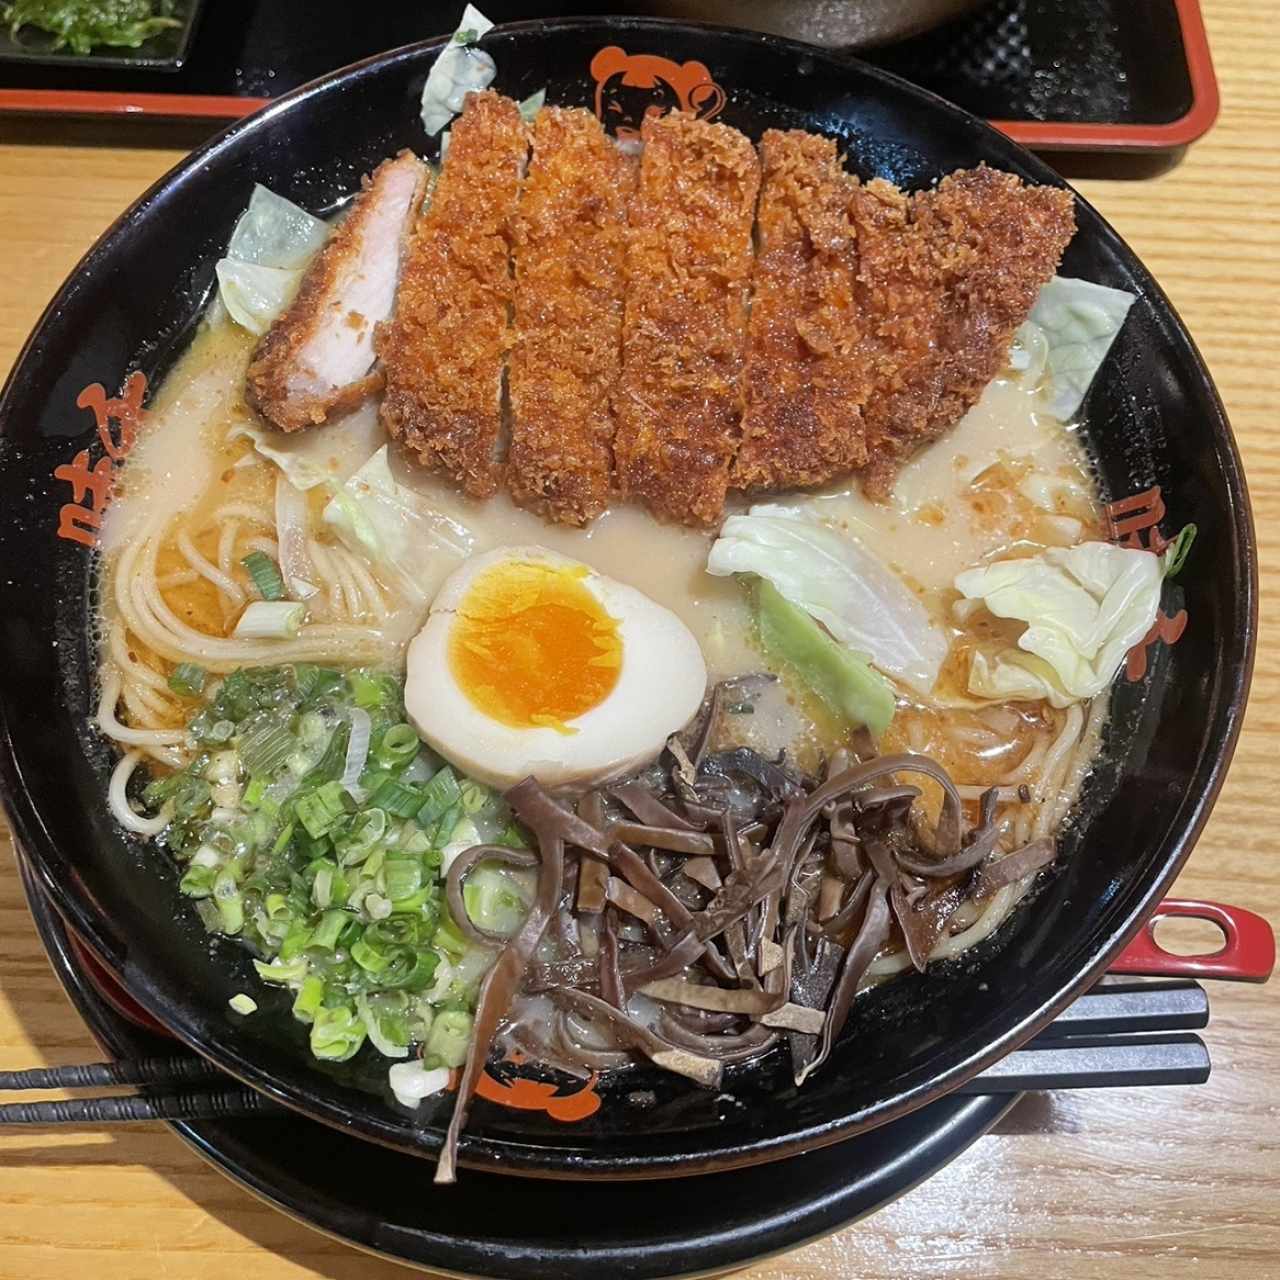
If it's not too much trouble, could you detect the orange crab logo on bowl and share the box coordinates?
[589,46,726,139]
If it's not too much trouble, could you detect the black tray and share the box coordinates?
[17,850,1017,1280]
[0,0,1217,152]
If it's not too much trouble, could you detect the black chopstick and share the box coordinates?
[0,1054,224,1091]
[0,1087,279,1125]
[0,979,1211,1126]
[1032,977,1209,1039]
[958,1031,1210,1094]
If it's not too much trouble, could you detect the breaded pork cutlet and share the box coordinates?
[246,150,427,433]
[379,92,528,498]
[507,108,632,526]
[613,111,760,527]
[732,130,868,493]
[859,165,1076,497]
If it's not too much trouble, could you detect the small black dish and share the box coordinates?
[0,18,1255,1180]
[17,849,1016,1280]
[0,0,205,71]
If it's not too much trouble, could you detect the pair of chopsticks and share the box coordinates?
[0,977,1209,1127]
[0,1056,278,1125]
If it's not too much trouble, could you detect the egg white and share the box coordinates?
[405,546,708,791]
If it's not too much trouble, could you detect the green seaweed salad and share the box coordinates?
[142,664,530,1069]
[2,0,180,55]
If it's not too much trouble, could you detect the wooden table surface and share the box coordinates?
[0,3,1276,1276]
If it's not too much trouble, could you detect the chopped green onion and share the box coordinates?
[433,914,467,959]
[376,722,420,769]
[178,863,217,898]
[238,714,295,778]
[241,776,268,810]
[349,669,400,711]
[389,889,432,915]
[292,975,325,1024]
[309,1005,366,1062]
[337,807,387,861]
[384,859,423,903]
[351,935,391,974]
[457,780,492,815]
[426,1009,473,1068]
[418,766,461,824]
[212,867,244,934]
[136,662,489,1068]
[168,663,207,697]
[493,820,528,849]
[295,780,351,839]
[253,955,308,984]
[278,922,314,960]
[463,865,530,938]
[312,861,335,909]
[369,777,425,819]
[356,993,409,1058]
[234,600,305,639]
[310,909,348,951]
[241,550,286,601]
[302,721,350,786]
[229,994,258,1015]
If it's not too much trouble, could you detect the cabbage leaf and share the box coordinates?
[420,5,496,136]
[228,401,384,491]
[322,446,473,596]
[214,261,302,338]
[954,541,1162,708]
[706,503,949,695]
[216,185,329,335]
[755,580,896,736]
[1014,276,1136,421]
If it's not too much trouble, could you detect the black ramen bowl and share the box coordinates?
[0,19,1256,1179]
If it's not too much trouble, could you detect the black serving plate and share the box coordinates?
[0,0,206,71]
[17,850,1016,1280]
[0,19,1254,1180]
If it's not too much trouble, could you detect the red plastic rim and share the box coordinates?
[1110,899,1276,981]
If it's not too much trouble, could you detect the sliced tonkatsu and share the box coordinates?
[859,166,1076,498]
[379,91,529,499]
[732,130,868,493]
[612,111,761,527]
[246,150,428,433]
[508,107,632,526]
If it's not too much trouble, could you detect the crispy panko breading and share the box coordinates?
[379,92,528,498]
[859,165,1076,497]
[246,150,427,433]
[613,112,761,527]
[507,108,632,526]
[732,130,869,492]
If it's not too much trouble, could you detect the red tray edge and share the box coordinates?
[0,0,1221,154]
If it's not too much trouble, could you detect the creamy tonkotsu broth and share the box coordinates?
[102,312,1104,771]
[90,100,1162,1169]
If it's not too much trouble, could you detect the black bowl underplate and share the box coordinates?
[17,850,1016,1280]
[0,20,1255,1179]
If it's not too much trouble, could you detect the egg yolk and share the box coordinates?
[448,561,623,734]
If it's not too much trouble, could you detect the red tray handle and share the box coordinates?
[1110,899,1275,981]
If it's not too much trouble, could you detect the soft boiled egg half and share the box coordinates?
[404,546,708,790]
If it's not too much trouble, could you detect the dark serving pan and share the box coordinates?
[0,19,1258,1179]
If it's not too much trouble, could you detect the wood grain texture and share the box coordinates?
[0,2,1277,1274]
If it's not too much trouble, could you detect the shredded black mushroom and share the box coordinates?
[436,730,1063,1178]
